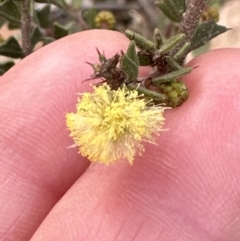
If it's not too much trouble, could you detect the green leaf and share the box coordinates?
[63,20,77,33]
[31,26,43,48]
[192,42,210,58]
[83,8,97,28]
[138,51,153,66]
[154,28,163,49]
[159,33,186,54]
[0,16,6,28]
[166,56,184,71]
[171,0,186,16]
[155,0,181,22]
[8,21,20,29]
[120,41,139,83]
[53,22,68,39]
[34,0,65,9]
[124,29,156,52]
[152,67,192,86]
[173,41,191,61]
[96,49,107,63]
[191,21,229,50]
[0,61,15,75]
[125,41,139,66]
[0,0,21,23]
[163,0,184,21]
[36,4,51,29]
[127,83,167,102]
[0,36,23,58]
[42,37,55,46]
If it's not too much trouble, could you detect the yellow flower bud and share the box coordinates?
[201,6,219,22]
[95,11,116,29]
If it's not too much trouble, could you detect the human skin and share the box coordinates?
[0,30,239,241]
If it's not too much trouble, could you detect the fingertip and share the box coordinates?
[0,30,131,241]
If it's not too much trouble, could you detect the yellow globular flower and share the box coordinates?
[201,6,219,22]
[94,11,116,29]
[66,84,168,165]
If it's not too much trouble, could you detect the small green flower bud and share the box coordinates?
[159,80,188,107]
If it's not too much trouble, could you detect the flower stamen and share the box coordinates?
[66,84,168,165]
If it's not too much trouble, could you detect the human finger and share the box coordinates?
[0,30,130,241]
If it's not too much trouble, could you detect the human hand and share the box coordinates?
[0,30,239,241]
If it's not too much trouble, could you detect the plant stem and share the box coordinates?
[21,0,32,56]
[179,0,207,41]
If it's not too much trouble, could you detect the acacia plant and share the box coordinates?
[0,0,226,76]
[65,0,228,165]
[0,0,229,164]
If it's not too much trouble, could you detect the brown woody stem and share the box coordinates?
[21,0,32,56]
[179,0,207,41]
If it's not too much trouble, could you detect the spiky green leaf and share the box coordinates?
[152,67,192,86]
[96,49,107,63]
[173,42,191,61]
[138,51,153,66]
[120,41,139,83]
[191,21,229,50]
[154,28,163,49]
[171,0,186,16]
[36,4,51,29]
[163,0,184,20]
[126,41,139,66]
[159,33,186,54]
[0,0,21,23]
[166,57,184,71]
[31,27,43,48]
[83,8,97,28]
[127,83,168,102]
[8,21,20,29]
[53,22,69,39]
[0,36,23,58]
[0,16,6,28]
[42,37,55,46]
[155,0,181,22]
[124,29,156,52]
[0,61,15,75]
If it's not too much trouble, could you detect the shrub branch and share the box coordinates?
[179,0,207,41]
[21,0,32,56]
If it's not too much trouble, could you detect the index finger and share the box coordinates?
[0,30,130,241]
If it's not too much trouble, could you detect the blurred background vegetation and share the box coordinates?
[0,0,235,75]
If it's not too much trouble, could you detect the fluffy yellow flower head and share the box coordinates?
[66,84,167,165]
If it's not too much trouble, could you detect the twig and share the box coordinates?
[21,0,32,56]
[179,0,207,41]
